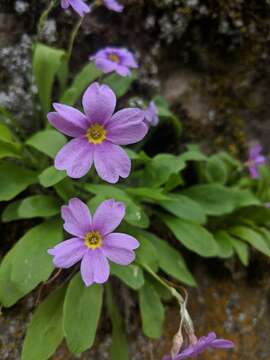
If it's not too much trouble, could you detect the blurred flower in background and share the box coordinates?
[247,143,266,179]
[143,101,159,127]
[98,0,124,12]
[90,47,138,77]
[61,0,91,17]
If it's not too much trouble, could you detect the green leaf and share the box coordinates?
[139,281,165,339]
[228,236,249,265]
[0,162,36,201]
[106,284,129,360]
[39,166,65,187]
[33,43,66,114]
[110,263,144,290]
[179,145,207,162]
[63,274,103,354]
[125,187,169,201]
[54,178,77,202]
[2,195,60,221]
[103,72,136,97]
[0,247,22,308]
[235,206,270,225]
[61,63,101,105]
[129,229,158,270]
[182,184,237,216]
[144,153,185,188]
[22,286,66,360]
[153,95,174,118]
[0,219,63,307]
[229,226,270,257]
[0,123,14,142]
[205,154,228,184]
[257,227,270,248]
[214,231,234,258]
[231,188,260,208]
[0,124,21,159]
[39,166,66,187]
[160,194,206,224]
[164,216,218,257]
[26,129,67,158]
[0,140,21,159]
[84,184,149,228]
[146,233,196,286]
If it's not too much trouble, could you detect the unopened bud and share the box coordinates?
[170,329,183,359]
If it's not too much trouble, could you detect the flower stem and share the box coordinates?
[37,0,58,39]
[67,17,83,63]
[142,263,195,336]
[142,264,184,304]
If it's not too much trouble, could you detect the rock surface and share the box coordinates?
[1,1,270,359]
[1,260,270,359]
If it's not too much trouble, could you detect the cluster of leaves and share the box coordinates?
[1,42,270,359]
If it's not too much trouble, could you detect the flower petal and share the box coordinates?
[92,249,110,283]
[94,142,131,183]
[61,0,69,9]
[82,82,116,124]
[55,137,94,178]
[93,58,117,74]
[121,50,138,68]
[80,250,94,286]
[68,0,91,16]
[52,103,88,131]
[255,155,266,165]
[249,164,259,179]
[48,112,86,138]
[115,64,130,77]
[249,144,262,159]
[106,108,148,145]
[103,0,124,12]
[103,233,139,250]
[211,339,234,349]
[102,246,135,265]
[48,238,86,268]
[61,198,92,237]
[92,199,125,235]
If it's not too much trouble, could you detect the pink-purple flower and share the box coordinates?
[143,101,159,127]
[163,332,234,359]
[60,0,91,17]
[48,198,139,287]
[90,47,138,77]
[247,144,266,179]
[48,82,147,183]
[99,0,124,12]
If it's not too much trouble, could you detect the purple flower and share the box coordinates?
[99,0,124,12]
[90,47,138,77]
[61,0,91,17]
[48,198,139,286]
[143,101,159,127]
[247,144,266,178]
[163,333,234,360]
[48,82,147,183]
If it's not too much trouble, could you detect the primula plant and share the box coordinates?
[1,1,270,359]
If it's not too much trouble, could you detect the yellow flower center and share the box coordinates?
[86,123,107,144]
[108,53,120,63]
[84,231,103,249]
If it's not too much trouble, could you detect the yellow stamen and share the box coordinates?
[84,231,103,249]
[86,123,107,144]
[108,53,120,63]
